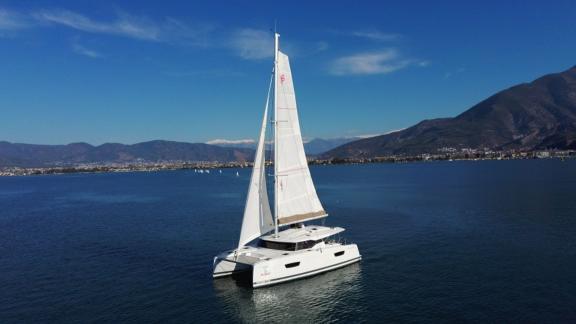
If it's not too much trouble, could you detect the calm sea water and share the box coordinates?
[1,160,576,323]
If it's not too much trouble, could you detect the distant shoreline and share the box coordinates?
[1,150,574,177]
[311,149,575,166]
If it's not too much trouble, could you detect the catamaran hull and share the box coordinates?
[213,255,251,278]
[252,243,361,288]
[213,243,361,288]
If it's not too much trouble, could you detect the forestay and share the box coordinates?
[275,51,327,225]
[238,74,274,248]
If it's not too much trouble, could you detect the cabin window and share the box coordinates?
[334,251,345,257]
[285,262,300,268]
[258,238,325,251]
[296,239,323,250]
[258,240,296,251]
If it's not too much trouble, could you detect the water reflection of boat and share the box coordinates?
[213,263,363,323]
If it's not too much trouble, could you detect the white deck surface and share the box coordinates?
[260,225,344,243]
[217,225,347,266]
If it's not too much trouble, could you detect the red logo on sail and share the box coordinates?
[280,74,286,84]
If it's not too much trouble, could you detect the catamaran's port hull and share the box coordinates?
[212,257,252,278]
[213,243,361,288]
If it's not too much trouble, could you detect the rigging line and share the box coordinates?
[264,66,274,167]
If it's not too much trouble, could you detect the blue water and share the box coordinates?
[1,160,576,323]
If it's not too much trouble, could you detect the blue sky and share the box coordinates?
[1,0,576,145]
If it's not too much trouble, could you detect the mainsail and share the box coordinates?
[275,50,327,225]
[238,74,274,248]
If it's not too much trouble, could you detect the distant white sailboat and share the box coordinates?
[213,32,361,288]
[236,171,239,177]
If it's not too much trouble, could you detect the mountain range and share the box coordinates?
[0,140,253,167]
[3,65,575,167]
[0,137,360,167]
[322,65,576,158]
[212,137,359,155]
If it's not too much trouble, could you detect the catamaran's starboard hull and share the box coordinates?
[213,243,361,288]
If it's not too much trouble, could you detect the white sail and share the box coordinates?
[275,51,326,225]
[238,75,274,247]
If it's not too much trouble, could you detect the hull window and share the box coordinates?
[334,251,345,257]
[285,262,300,268]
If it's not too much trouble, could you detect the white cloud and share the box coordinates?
[33,9,160,40]
[348,30,401,42]
[72,43,102,58]
[31,9,211,45]
[228,28,272,60]
[206,139,255,145]
[329,28,401,42]
[1,7,322,61]
[329,49,427,76]
[226,30,326,60]
[0,8,31,30]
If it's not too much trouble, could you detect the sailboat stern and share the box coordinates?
[212,251,252,278]
[213,248,269,278]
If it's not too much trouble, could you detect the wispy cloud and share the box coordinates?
[228,28,272,60]
[72,43,102,58]
[226,29,329,60]
[206,139,255,145]
[0,8,31,30]
[329,28,401,42]
[2,6,325,61]
[33,9,161,40]
[329,49,427,76]
[30,9,213,46]
[348,30,401,42]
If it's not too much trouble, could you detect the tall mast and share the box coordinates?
[273,32,280,237]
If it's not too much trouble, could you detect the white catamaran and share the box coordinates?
[213,33,361,288]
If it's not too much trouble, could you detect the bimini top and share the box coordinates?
[260,225,344,244]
